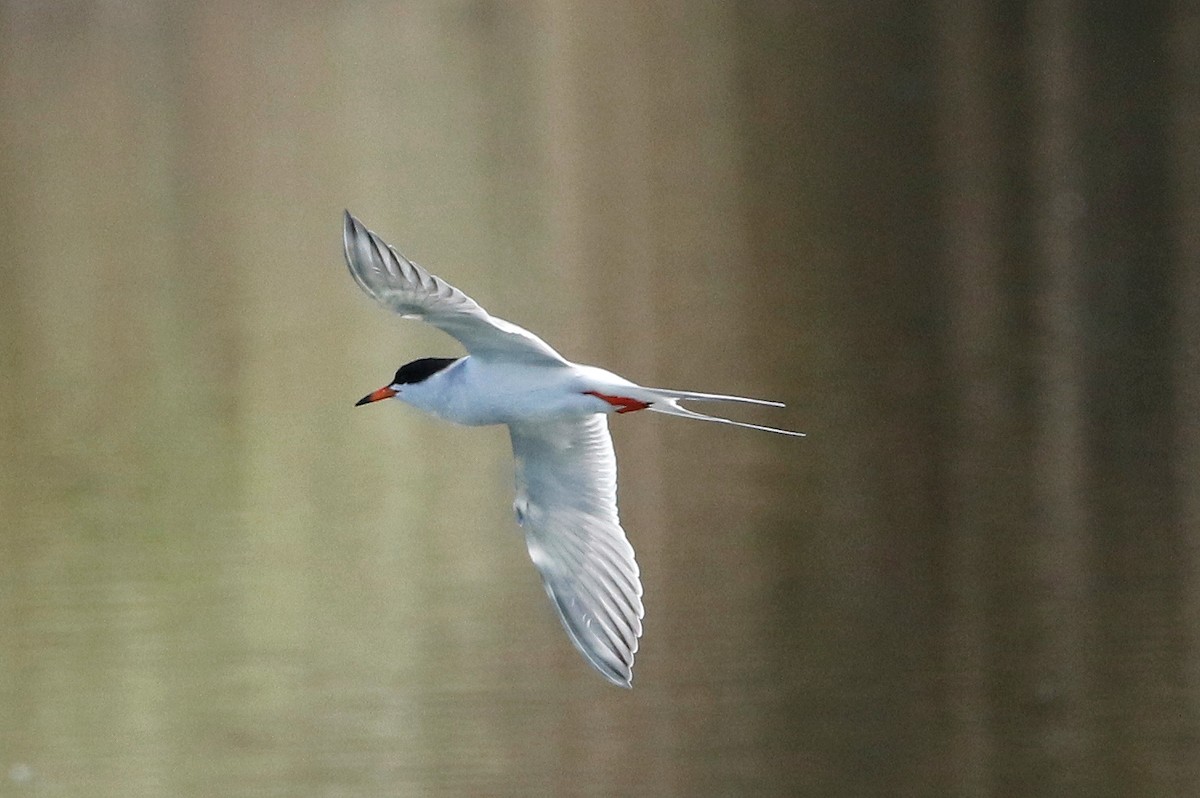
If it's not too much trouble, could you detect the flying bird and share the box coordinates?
[343,211,803,687]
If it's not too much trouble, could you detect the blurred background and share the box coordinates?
[0,1,1196,796]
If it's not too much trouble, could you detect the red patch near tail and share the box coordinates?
[584,390,652,414]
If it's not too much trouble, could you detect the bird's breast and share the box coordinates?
[428,362,600,426]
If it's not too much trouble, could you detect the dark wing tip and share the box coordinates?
[342,210,356,262]
[545,582,638,688]
[342,210,361,261]
[342,210,389,301]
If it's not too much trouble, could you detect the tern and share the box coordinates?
[344,211,803,687]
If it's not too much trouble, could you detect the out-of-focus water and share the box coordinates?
[0,5,831,795]
[2,2,1197,796]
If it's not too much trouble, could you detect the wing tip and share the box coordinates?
[542,580,641,689]
[342,208,361,241]
[342,211,377,297]
[342,211,402,299]
[342,211,356,262]
[595,659,635,689]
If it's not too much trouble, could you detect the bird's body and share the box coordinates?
[343,211,802,687]
[391,357,637,426]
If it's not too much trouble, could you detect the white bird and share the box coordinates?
[344,211,803,687]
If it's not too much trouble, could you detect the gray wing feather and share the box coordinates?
[343,211,567,365]
[508,415,644,687]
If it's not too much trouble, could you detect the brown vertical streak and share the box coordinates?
[1029,0,1093,790]
[936,0,1003,793]
[539,2,670,793]
[1171,0,1200,792]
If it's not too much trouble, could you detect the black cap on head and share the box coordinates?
[393,357,459,386]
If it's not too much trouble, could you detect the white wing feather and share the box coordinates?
[343,211,567,365]
[508,415,644,687]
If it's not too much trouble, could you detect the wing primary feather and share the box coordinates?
[561,583,636,664]
[529,515,641,614]
[545,580,633,670]
[508,416,644,687]
[585,547,643,608]
[545,585,633,686]
[532,526,641,643]
[544,513,636,578]
[342,211,569,365]
[561,558,641,643]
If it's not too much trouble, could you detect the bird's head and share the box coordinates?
[355,357,459,406]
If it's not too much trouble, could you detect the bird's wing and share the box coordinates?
[508,415,644,687]
[343,211,567,365]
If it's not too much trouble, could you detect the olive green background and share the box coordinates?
[1,3,1197,796]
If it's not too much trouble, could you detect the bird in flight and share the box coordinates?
[344,211,803,687]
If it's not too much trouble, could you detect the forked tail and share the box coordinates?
[641,387,806,437]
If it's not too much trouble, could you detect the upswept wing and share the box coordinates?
[508,415,644,687]
[343,211,567,365]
